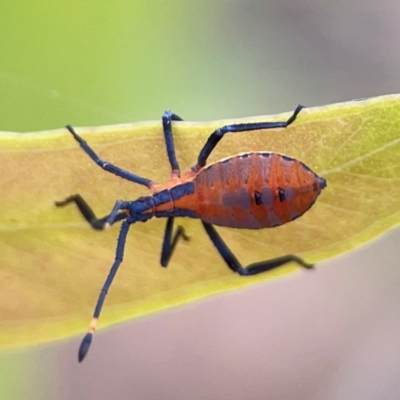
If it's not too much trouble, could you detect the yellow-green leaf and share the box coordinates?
[1,94,399,349]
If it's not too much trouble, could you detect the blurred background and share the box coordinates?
[1,1,400,399]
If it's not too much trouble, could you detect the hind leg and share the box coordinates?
[202,221,313,274]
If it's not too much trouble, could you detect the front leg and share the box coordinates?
[162,111,184,177]
[65,125,154,188]
[55,194,127,230]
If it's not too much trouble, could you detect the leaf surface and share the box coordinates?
[1,95,399,348]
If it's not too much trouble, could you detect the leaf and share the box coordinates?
[1,94,399,349]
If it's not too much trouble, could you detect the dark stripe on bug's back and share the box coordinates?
[153,189,172,206]
[170,182,195,201]
[155,209,199,218]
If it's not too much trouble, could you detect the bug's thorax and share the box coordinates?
[137,168,198,217]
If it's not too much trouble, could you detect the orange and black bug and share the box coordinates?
[56,105,326,362]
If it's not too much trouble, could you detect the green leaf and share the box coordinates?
[1,94,399,349]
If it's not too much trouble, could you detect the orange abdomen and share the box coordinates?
[175,152,326,229]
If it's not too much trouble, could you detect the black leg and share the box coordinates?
[78,220,132,362]
[202,221,314,275]
[55,194,127,230]
[196,104,304,169]
[160,217,190,267]
[65,125,154,188]
[162,111,184,177]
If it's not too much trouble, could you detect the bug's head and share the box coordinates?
[129,196,155,221]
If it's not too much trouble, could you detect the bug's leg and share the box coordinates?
[195,104,304,169]
[162,111,184,177]
[78,219,131,362]
[160,217,190,267]
[202,221,314,275]
[65,125,154,188]
[159,112,192,264]
[55,194,127,230]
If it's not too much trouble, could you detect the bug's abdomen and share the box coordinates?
[188,152,326,229]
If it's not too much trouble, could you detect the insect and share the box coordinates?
[56,105,326,362]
